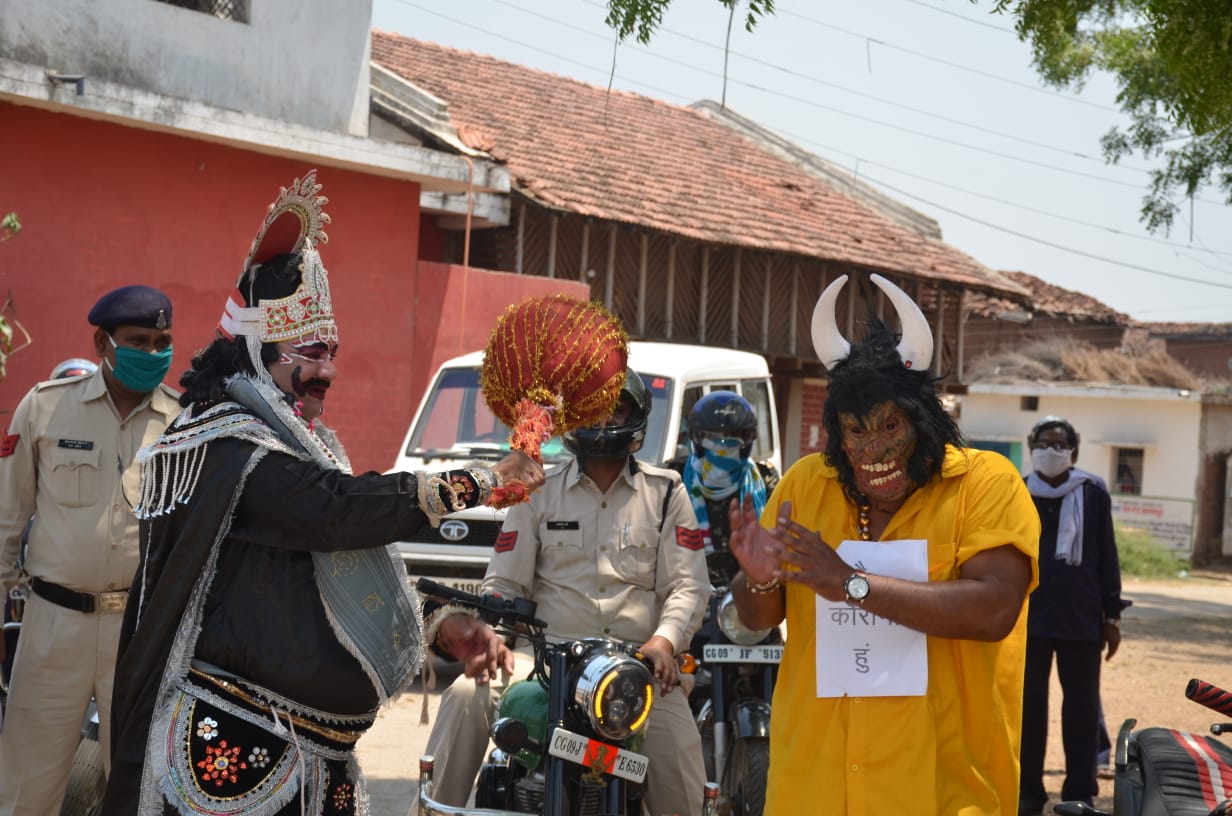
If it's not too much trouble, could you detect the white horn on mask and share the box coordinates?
[810,274,851,370]
[810,273,934,371]
[870,273,933,371]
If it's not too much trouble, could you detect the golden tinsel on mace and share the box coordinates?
[481,294,628,507]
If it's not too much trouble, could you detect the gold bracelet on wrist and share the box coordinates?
[746,574,781,595]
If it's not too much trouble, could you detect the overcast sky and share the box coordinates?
[372,0,1232,324]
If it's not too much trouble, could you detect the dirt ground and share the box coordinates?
[1050,570,1232,813]
[357,571,1232,816]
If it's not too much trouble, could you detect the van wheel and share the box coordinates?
[59,737,105,816]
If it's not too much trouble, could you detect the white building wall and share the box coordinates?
[1,0,372,134]
[960,385,1202,499]
[961,385,1204,553]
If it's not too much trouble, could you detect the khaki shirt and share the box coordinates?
[0,368,179,593]
[484,457,709,653]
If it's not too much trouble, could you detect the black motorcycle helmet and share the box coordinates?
[689,390,757,459]
[563,370,650,459]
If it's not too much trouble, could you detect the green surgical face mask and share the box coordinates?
[107,335,173,393]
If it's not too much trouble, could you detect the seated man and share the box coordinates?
[424,370,710,816]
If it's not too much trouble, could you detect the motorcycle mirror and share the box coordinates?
[492,716,540,755]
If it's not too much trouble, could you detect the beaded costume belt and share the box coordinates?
[187,668,372,747]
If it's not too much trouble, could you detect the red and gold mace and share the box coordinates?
[480,294,628,507]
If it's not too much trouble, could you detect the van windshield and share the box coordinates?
[406,367,672,464]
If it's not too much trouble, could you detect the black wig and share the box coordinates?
[178,253,304,408]
[822,318,963,506]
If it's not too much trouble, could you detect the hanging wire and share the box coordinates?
[721,1,736,108]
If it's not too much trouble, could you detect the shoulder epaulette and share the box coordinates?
[32,375,87,392]
[637,461,683,483]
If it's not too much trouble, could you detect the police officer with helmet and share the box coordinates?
[423,370,710,816]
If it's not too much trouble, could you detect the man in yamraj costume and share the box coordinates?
[101,172,542,816]
[729,273,1041,815]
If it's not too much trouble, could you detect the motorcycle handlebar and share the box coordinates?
[1185,678,1232,719]
[415,578,547,631]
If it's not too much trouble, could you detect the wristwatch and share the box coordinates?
[844,571,871,606]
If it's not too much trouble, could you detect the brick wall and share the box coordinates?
[798,380,829,460]
[0,102,588,471]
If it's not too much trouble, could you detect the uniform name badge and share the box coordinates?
[815,538,928,698]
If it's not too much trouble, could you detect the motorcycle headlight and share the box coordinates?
[573,650,654,742]
[718,590,773,646]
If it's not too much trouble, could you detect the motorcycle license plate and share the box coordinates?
[416,575,486,596]
[546,727,649,784]
[702,643,783,664]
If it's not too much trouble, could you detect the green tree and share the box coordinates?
[603,1,1230,234]
[988,0,1232,233]
[605,0,774,45]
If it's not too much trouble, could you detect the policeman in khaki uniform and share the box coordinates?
[424,371,710,816]
[0,285,177,816]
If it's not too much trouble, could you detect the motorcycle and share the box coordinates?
[1054,678,1232,816]
[414,578,671,816]
[687,552,780,816]
[2,584,105,816]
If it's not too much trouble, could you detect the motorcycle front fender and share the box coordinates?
[730,698,772,739]
[418,766,525,816]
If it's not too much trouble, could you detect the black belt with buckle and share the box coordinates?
[31,577,128,614]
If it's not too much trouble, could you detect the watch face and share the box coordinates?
[846,574,870,601]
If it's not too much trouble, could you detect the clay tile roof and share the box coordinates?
[1141,321,1232,337]
[371,32,1027,299]
[1001,271,1132,325]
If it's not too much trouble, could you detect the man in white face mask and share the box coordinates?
[1018,416,1128,816]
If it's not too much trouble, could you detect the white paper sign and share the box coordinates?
[815,538,928,698]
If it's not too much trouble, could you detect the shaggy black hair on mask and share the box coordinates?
[822,318,963,506]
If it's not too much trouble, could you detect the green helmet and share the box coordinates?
[496,679,549,771]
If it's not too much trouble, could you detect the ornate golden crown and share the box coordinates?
[218,171,338,344]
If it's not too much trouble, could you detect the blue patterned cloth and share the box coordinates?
[682,437,767,552]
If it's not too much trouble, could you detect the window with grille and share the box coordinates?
[153,0,249,23]
[1113,448,1144,496]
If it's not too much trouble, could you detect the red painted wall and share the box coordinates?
[402,262,591,445]
[0,101,587,471]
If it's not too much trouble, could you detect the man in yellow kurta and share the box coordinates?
[730,273,1040,815]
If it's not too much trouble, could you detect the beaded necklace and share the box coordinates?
[857,503,872,541]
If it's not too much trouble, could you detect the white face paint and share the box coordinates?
[267,338,338,422]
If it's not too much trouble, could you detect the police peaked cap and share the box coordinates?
[88,285,173,331]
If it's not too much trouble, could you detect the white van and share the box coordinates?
[389,341,780,591]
